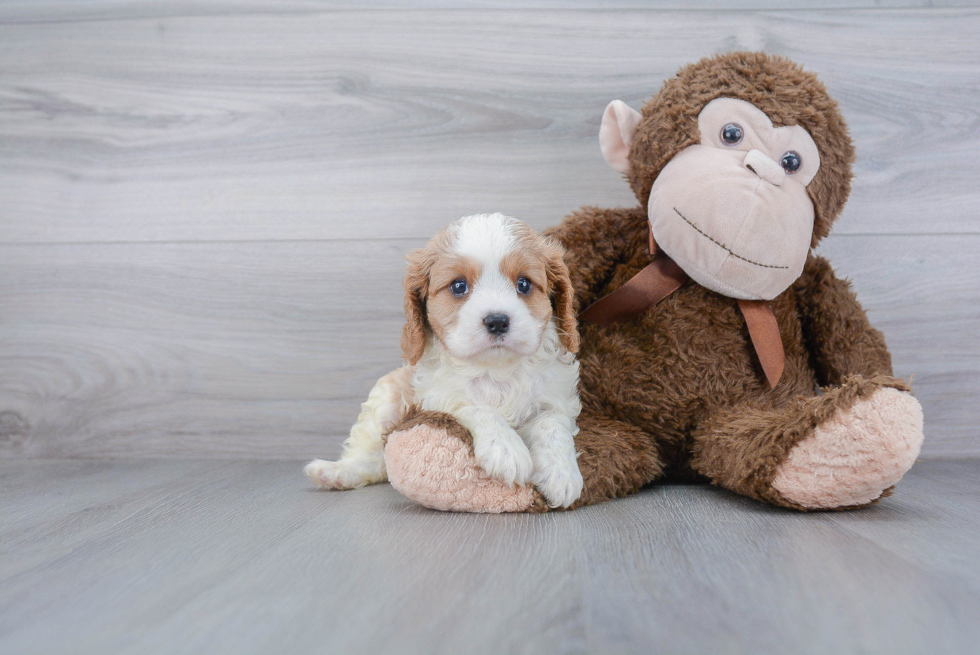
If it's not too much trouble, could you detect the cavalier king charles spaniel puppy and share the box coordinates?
[305,213,584,508]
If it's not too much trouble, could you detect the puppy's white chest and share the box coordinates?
[465,371,541,426]
[413,355,546,429]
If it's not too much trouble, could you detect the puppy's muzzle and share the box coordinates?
[483,313,510,336]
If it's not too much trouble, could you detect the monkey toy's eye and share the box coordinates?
[721,123,743,145]
[450,279,468,296]
[780,151,802,173]
[516,277,532,295]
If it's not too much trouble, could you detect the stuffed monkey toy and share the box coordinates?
[383,51,924,512]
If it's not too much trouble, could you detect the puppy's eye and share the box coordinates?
[721,123,743,145]
[780,151,802,173]
[450,278,468,296]
[516,277,531,295]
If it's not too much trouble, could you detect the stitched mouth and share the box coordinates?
[672,208,789,270]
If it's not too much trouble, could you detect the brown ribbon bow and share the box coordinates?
[577,229,785,389]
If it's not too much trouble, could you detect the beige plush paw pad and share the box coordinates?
[385,425,534,513]
[773,388,924,509]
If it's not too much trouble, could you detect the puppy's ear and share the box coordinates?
[544,238,580,354]
[400,248,430,365]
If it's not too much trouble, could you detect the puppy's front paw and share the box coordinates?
[473,431,533,487]
[304,459,377,490]
[532,456,584,509]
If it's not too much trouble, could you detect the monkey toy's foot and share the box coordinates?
[772,385,924,509]
[384,411,547,513]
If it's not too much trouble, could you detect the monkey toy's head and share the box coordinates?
[600,52,854,301]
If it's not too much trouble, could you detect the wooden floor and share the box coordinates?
[1,458,978,654]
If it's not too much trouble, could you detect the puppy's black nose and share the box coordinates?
[483,313,510,335]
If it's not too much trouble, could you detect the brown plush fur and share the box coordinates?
[626,51,854,246]
[539,202,896,507]
[691,374,911,511]
[386,406,475,447]
[388,52,907,511]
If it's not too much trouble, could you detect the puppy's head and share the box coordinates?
[401,213,579,365]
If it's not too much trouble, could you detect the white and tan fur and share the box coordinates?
[305,213,584,508]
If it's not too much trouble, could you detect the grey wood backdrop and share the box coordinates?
[1,1,978,459]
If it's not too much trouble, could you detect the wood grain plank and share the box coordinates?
[0,459,218,579]
[0,234,975,459]
[4,2,980,26]
[0,459,977,653]
[0,460,585,655]
[0,239,412,459]
[1,9,978,243]
[575,464,980,653]
[825,459,980,589]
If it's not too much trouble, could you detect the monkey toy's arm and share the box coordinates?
[543,206,650,311]
[793,254,894,385]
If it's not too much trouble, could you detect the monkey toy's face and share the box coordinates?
[602,97,822,301]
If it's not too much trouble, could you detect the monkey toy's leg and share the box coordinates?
[383,409,542,513]
[384,409,665,512]
[689,253,922,510]
[565,413,665,508]
[690,375,923,510]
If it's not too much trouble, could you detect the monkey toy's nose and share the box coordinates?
[743,149,786,186]
[483,313,510,335]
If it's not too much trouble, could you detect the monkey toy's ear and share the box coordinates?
[599,100,643,174]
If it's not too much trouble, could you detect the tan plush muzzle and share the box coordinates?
[647,143,814,300]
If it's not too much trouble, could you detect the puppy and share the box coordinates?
[305,213,584,508]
